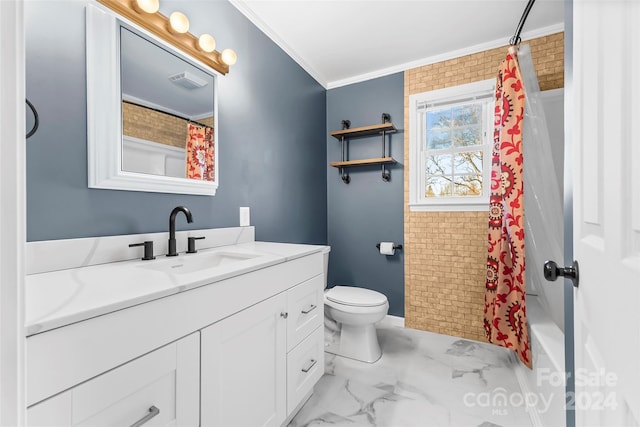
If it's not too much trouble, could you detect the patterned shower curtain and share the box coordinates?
[484,47,531,368]
[186,123,215,181]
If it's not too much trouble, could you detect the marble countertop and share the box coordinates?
[25,241,325,336]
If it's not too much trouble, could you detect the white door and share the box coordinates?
[572,0,640,425]
[200,293,287,427]
[0,1,26,425]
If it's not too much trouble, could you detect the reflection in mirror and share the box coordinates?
[120,26,215,181]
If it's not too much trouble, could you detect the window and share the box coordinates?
[409,79,494,211]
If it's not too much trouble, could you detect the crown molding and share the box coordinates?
[229,0,327,87]
[228,1,564,91]
[327,23,564,89]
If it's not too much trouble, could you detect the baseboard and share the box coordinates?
[378,315,405,328]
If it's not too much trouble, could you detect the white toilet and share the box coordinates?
[322,248,389,363]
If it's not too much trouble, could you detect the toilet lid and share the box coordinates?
[326,286,387,307]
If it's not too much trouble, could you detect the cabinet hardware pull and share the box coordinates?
[301,359,317,373]
[130,405,160,427]
[280,312,288,319]
[301,304,317,314]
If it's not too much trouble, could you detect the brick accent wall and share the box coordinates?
[403,33,564,342]
[122,102,214,148]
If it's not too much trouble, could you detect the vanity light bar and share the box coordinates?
[97,0,232,75]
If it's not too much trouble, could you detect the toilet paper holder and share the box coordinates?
[376,243,403,250]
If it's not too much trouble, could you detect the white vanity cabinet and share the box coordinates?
[27,333,200,427]
[200,274,324,427]
[25,242,326,427]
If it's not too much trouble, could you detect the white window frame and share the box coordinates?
[409,79,495,212]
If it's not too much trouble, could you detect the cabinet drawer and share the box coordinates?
[286,326,324,413]
[287,274,323,350]
[27,333,199,427]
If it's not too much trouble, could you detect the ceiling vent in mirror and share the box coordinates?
[168,71,208,89]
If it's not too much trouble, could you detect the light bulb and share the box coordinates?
[220,48,237,66]
[134,0,159,14]
[169,11,189,34]
[198,34,216,53]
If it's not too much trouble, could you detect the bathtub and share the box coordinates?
[513,295,566,427]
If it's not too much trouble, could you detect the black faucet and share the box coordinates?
[167,206,193,257]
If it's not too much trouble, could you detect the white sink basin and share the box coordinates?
[140,251,261,275]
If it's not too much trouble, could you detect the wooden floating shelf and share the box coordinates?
[329,117,395,182]
[330,157,396,168]
[330,123,396,140]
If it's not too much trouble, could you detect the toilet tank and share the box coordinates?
[322,246,331,289]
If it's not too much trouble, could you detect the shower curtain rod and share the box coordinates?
[510,0,536,46]
[123,100,213,129]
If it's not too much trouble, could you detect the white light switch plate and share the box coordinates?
[239,207,250,226]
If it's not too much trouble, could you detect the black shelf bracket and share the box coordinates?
[381,113,390,182]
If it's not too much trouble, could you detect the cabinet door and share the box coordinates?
[27,333,199,427]
[201,293,287,427]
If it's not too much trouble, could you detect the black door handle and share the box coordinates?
[543,260,579,287]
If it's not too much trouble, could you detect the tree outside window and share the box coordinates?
[425,102,486,198]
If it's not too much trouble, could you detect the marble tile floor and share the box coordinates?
[288,324,533,427]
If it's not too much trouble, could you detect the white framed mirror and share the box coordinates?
[86,4,219,195]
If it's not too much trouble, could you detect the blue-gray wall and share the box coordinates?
[25,1,406,316]
[326,74,405,317]
[25,1,327,244]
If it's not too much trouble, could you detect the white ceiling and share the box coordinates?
[231,0,565,89]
